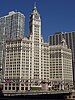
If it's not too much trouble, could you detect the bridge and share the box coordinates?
[17,90,71,95]
[3,90,72,96]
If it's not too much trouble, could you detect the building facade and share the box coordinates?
[0,11,25,39]
[3,5,73,93]
[0,22,5,84]
[49,32,75,88]
[49,39,73,90]
[0,11,25,84]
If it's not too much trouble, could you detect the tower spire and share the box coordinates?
[32,2,38,14]
[34,2,36,9]
[34,2,37,10]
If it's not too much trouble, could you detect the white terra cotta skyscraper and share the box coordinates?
[3,4,73,94]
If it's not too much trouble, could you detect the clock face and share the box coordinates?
[34,21,39,25]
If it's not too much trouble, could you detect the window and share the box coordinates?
[16,87,19,91]
[25,87,28,90]
[9,87,11,90]
[12,87,15,90]
[5,87,7,90]
[73,96,75,98]
[21,87,24,90]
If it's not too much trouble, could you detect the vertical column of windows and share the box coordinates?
[50,48,62,79]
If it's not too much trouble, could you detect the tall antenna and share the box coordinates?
[34,2,36,9]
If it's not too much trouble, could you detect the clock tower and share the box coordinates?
[29,3,41,37]
[29,4,42,81]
